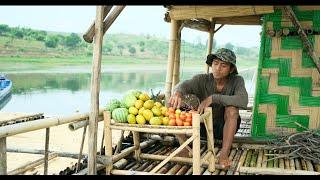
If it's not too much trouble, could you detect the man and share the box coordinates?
[169,48,248,169]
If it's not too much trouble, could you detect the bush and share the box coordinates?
[45,36,59,48]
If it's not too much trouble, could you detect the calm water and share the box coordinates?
[1,70,256,116]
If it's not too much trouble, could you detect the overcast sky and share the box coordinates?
[0,5,262,47]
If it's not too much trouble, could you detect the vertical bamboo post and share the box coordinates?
[165,19,178,105]
[44,128,50,175]
[88,5,104,175]
[205,107,215,172]
[0,137,6,175]
[104,111,112,175]
[192,113,201,175]
[205,19,216,74]
[172,21,183,90]
[132,132,141,162]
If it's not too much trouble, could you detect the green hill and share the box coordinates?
[0,24,259,68]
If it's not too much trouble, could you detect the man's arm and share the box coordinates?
[211,76,248,109]
[173,74,205,97]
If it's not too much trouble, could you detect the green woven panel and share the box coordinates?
[252,8,320,138]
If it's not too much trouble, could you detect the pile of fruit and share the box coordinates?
[105,89,193,126]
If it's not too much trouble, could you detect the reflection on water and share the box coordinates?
[0,93,12,110]
[1,70,255,116]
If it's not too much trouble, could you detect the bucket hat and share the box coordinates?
[206,48,238,74]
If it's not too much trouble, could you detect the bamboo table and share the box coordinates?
[103,107,215,175]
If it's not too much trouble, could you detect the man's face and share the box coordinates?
[211,59,232,79]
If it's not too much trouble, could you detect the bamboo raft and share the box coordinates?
[58,136,320,175]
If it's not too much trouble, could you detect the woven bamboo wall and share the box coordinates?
[252,7,320,138]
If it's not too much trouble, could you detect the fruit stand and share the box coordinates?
[103,107,215,175]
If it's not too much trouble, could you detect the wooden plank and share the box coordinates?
[88,6,104,175]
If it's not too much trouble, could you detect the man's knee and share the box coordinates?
[224,106,239,121]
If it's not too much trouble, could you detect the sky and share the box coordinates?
[0,6,262,47]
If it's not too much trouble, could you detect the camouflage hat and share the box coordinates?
[206,48,238,74]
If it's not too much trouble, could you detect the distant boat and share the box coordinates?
[0,74,12,102]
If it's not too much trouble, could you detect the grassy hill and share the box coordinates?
[0,24,260,69]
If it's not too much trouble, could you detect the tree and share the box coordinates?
[0,24,10,36]
[103,43,113,54]
[45,36,59,48]
[11,28,24,39]
[129,46,136,56]
[117,44,124,56]
[64,33,81,48]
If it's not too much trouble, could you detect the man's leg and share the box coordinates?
[219,106,239,168]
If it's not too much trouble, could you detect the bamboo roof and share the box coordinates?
[164,5,320,32]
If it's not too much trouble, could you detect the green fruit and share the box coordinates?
[136,115,146,125]
[106,99,121,112]
[127,114,136,124]
[123,94,137,108]
[112,108,128,123]
[149,117,162,125]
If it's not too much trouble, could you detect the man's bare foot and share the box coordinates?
[218,150,231,169]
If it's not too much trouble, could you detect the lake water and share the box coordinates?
[1,69,256,116]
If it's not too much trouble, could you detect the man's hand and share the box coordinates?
[197,96,213,114]
[169,92,182,109]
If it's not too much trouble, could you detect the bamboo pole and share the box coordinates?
[113,159,128,169]
[76,126,87,172]
[295,158,302,170]
[156,148,176,174]
[165,19,178,105]
[176,165,190,175]
[244,149,253,167]
[111,169,163,175]
[7,148,85,159]
[205,107,215,172]
[256,149,263,168]
[150,135,196,173]
[83,6,113,43]
[227,149,242,175]
[166,164,182,175]
[114,130,124,154]
[238,167,320,175]
[0,137,6,175]
[112,140,156,163]
[305,160,314,171]
[83,6,125,43]
[43,128,50,175]
[220,149,236,175]
[282,6,320,74]
[132,132,141,161]
[68,116,103,131]
[110,125,193,134]
[205,19,215,74]
[88,6,104,175]
[8,153,58,175]
[192,113,201,175]
[104,111,112,175]
[0,109,106,138]
[278,150,284,169]
[172,21,182,90]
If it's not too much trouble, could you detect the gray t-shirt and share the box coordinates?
[173,73,248,110]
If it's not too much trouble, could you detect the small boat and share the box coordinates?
[0,74,12,102]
